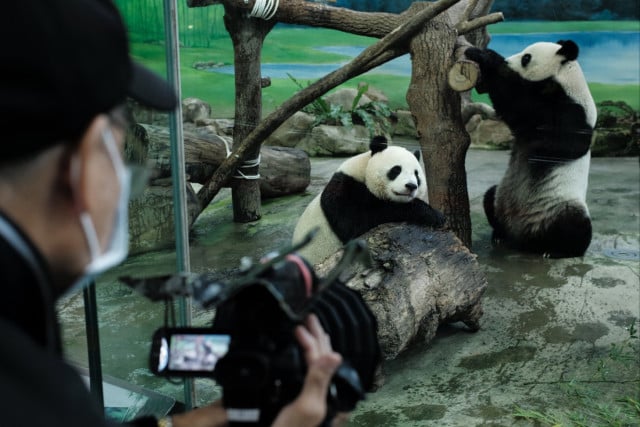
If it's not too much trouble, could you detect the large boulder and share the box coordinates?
[358,82,389,104]
[325,88,373,111]
[296,124,370,156]
[466,114,514,149]
[592,127,640,157]
[183,118,237,137]
[264,111,315,148]
[392,109,418,138]
[592,101,639,157]
[182,97,211,123]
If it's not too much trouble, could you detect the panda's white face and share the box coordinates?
[505,41,597,127]
[505,42,564,82]
[364,146,426,203]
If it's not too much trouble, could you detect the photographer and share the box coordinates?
[0,1,342,426]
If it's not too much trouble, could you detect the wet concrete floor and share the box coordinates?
[344,150,640,426]
[60,148,639,426]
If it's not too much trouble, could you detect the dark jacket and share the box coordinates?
[0,212,157,427]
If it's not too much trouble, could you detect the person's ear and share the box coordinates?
[67,115,111,213]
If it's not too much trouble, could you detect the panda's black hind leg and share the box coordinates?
[483,185,506,242]
[539,206,592,258]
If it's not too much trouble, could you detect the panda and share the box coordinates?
[465,40,596,258]
[292,136,446,264]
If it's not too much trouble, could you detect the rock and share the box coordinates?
[182,97,211,123]
[393,109,417,138]
[258,146,311,198]
[325,88,373,111]
[592,101,639,157]
[127,98,169,126]
[192,60,226,70]
[592,127,640,157]
[467,115,514,149]
[210,118,235,136]
[296,124,370,156]
[315,223,487,360]
[358,82,389,104]
[264,111,315,148]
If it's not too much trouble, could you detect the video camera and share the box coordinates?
[121,234,381,427]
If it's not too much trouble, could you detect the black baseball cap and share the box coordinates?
[0,0,177,159]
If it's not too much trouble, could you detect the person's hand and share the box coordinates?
[169,314,344,427]
[170,400,227,427]
[272,314,343,427]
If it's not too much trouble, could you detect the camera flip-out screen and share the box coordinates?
[151,328,230,376]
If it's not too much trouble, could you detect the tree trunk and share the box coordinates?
[406,15,472,247]
[224,6,276,222]
[315,223,487,360]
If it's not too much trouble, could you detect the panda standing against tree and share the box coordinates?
[465,40,597,258]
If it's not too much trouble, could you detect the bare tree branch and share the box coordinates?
[195,0,503,210]
[457,12,503,34]
[190,0,400,37]
[462,102,496,123]
[462,0,480,21]
[196,0,463,207]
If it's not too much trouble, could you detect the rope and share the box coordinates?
[220,135,232,158]
[213,118,387,180]
[233,154,261,180]
[249,0,279,20]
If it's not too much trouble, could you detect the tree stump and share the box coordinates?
[315,223,487,360]
[448,59,480,92]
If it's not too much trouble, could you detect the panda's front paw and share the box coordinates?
[430,209,447,229]
[466,47,505,65]
[464,47,483,63]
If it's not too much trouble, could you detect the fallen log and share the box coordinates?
[128,184,201,255]
[127,124,311,199]
[315,223,487,360]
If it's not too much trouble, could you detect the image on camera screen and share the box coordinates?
[159,334,230,372]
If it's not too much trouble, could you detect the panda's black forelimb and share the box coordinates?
[466,47,593,164]
[320,172,445,243]
[483,185,506,242]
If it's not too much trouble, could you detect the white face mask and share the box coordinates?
[76,127,131,279]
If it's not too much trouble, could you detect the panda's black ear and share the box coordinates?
[556,40,579,62]
[370,136,388,154]
[413,150,421,161]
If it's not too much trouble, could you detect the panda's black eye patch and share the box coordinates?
[415,170,421,187]
[521,53,532,67]
[387,166,402,181]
